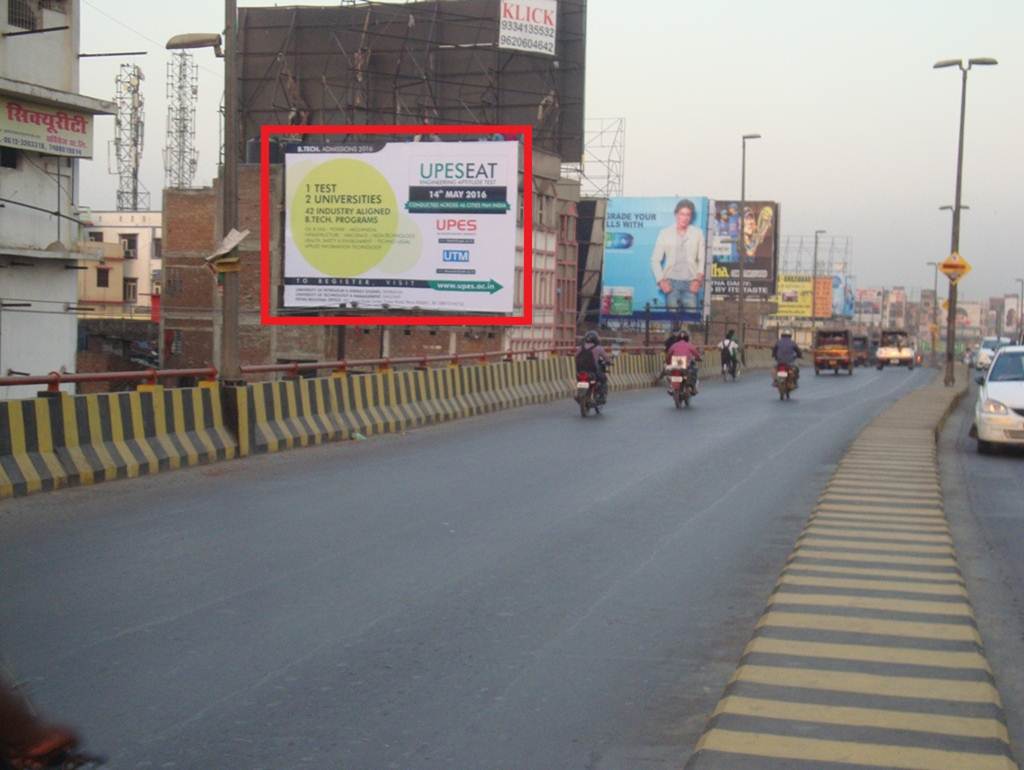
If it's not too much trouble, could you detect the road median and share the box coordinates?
[684,371,1020,770]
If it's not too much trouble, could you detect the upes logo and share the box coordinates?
[436,218,478,233]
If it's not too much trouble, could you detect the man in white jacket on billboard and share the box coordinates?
[651,199,706,314]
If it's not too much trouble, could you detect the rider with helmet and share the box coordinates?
[772,329,803,385]
[576,330,611,404]
[665,330,702,393]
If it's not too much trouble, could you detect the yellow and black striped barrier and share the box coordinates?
[232,356,593,456]
[0,384,235,499]
[2,350,766,497]
[685,378,1018,770]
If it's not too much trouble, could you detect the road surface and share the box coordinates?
[0,365,933,769]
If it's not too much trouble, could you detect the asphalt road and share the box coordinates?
[0,364,933,769]
[941,383,1024,758]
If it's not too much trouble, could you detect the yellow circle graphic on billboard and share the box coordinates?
[290,159,399,276]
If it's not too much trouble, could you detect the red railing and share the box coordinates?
[0,368,217,393]
[238,345,662,377]
[1,344,772,393]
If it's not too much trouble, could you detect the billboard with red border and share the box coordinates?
[260,124,533,326]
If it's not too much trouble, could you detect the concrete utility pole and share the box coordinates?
[926,261,939,366]
[934,57,996,386]
[221,0,240,381]
[1017,278,1024,341]
[811,229,825,329]
[738,133,760,359]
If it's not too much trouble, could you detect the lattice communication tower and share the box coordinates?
[111,63,150,211]
[164,51,199,189]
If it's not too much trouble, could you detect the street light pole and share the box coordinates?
[926,261,939,366]
[811,229,825,329]
[1016,278,1024,341]
[166,1,238,381]
[934,56,997,386]
[221,0,240,382]
[738,133,761,358]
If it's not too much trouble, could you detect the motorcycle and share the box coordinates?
[774,362,797,400]
[666,355,697,409]
[574,361,610,417]
[721,353,739,382]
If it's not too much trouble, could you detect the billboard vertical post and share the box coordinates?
[737,133,761,358]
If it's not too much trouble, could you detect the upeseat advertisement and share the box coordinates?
[283,140,518,314]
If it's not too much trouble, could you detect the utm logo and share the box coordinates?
[442,250,470,263]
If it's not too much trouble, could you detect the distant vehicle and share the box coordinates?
[975,336,1012,371]
[876,330,915,370]
[973,345,1024,454]
[813,329,853,376]
[851,335,870,367]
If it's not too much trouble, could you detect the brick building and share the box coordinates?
[161,147,580,373]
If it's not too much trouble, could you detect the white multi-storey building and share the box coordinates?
[79,211,162,319]
[0,0,115,398]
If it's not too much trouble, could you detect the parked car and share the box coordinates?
[975,336,1012,371]
[973,345,1024,454]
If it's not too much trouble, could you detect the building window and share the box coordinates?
[87,231,103,243]
[153,237,162,259]
[96,267,110,288]
[8,0,37,29]
[120,233,138,259]
[0,147,17,169]
[123,277,138,303]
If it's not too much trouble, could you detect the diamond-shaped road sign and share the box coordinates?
[939,252,972,284]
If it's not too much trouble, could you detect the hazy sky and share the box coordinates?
[77,0,1023,301]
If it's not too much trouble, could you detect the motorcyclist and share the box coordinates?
[666,331,702,393]
[576,330,611,404]
[655,327,685,384]
[717,329,740,377]
[772,329,803,386]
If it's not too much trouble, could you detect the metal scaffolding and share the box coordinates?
[236,0,586,160]
[778,234,853,277]
[164,51,199,190]
[561,117,625,198]
[111,63,150,211]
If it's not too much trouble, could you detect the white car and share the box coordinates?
[974,345,1024,454]
[975,336,1012,371]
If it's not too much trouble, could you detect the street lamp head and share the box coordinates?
[814,229,826,236]
[968,57,998,67]
[166,32,224,57]
[933,59,962,69]
[938,205,969,211]
[742,133,762,140]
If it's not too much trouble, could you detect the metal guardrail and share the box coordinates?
[0,368,218,393]
[0,343,771,393]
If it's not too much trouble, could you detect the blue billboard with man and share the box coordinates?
[601,196,710,323]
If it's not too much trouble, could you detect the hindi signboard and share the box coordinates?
[0,97,93,158]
